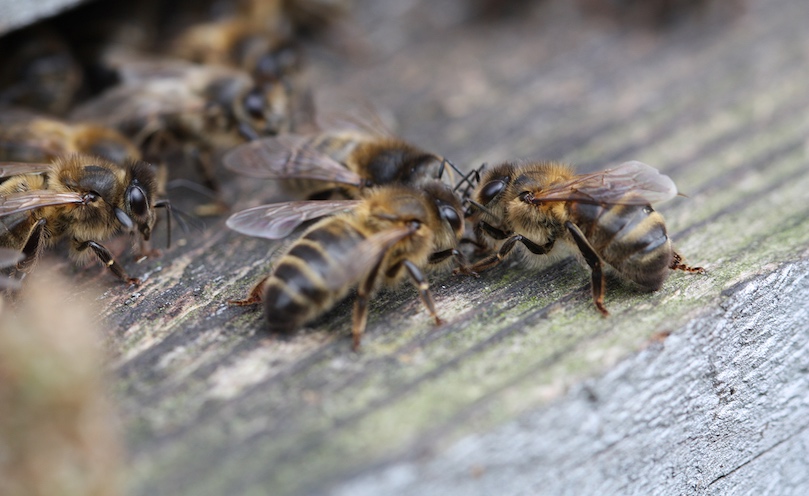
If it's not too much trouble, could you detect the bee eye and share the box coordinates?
[479,178,507,204]
[127,185,148,217]
[243,89,265,119]
[439,205,462,232]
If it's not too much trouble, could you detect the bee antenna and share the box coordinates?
[453,163,485,195]
[166,179,219,200]
[440,157,465,182]
[466,199,494,217]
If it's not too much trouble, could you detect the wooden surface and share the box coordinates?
[21,0,809,494]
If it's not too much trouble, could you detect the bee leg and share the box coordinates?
[402,259,443,326]
[565,221,609,316]
[429,248,476,275]
[190,147,228,216]
[352,294,369,352]
[457,233,555,274]
[16,218,47,273]
[670,251,705,274]
[352,254,387,352]
[478,221,510,240]
[75,240,140,286]
[229,276,269,306]
[459,237,486,250]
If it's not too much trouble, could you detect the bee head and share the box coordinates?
[254,43,300,82]
[419,180,464,240]
[120,161,158,241]
[236,81,289,138]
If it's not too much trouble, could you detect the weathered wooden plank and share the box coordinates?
[333,257,809,495]
[15,0,808,494]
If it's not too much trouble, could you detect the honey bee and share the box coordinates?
[0,155,170,285]
[0,26,82,115]
[227,180,466,350]
[70,57,292,196]
[223,115,460,202]
[459,160,703,315]
[0,108,141,166]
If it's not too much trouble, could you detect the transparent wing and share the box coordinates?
[102,52,247,85]
[316,102,397,139]
[226,200,362,239]
[70,82,207,128]
[323,226,414,293]
[535,161,678,205]
[0,190,85,216]
[223,135,364,185]
[0,162,53,178]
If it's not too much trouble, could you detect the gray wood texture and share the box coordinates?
[18,0,809,494]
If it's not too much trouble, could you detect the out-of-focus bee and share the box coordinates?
[0,108,141,166]
[458,161,703,315]
[0,155,170,285]
[170,18,300,82]
[227,180,467,350]
[223,115,461,203]
[0,270,124,495]
[70,57,292,198]
[0,26,83,115]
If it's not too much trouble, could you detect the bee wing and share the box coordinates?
[223,135,364,186]
[104,55,198,83]
[0,190,85,216]
[70,82,206,128]
[324,226,415,293]
[316,103,397,139]
[535,161,678,205]
[226,200,363,239]
[0,162,53,178]
[104,53,245,86]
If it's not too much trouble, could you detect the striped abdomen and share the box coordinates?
[568,202,673,290]
[263,219,366,332]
